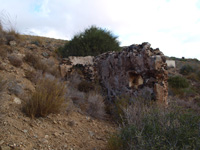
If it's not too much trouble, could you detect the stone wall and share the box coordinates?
[94,42,168,104]
[60,42,168,104]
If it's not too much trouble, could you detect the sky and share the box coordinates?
[0,0,200,59]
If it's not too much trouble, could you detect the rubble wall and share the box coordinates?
[94,42,168,104]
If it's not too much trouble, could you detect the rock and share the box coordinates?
[89,131,94,137]
[166,60,176,68]
[42,52,49,58]
[9,41,17,46]
[68,120,75,127]
[22,129,28,133]
[0,140,4,145]
[95,42,168,104]
[53,132,59,137]
[43,139,48,144]
[8,81,24,97]
[64,144,68,148]
[13,97,21,104]
[0,145,11,150]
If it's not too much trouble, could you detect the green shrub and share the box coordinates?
[168,76,189,89]
[180,65,195,75]
[107,104,200,150]
[170,87,196,98]
[111,96,130,123]
[58,26,120,57]
[23,77,67,118]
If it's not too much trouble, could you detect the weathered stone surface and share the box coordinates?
[60,42,168,104]
[9,41,17,46]
[94,42,168,104]
[59,56,94,79]
[42,52,49,58]
[13,97,22,104]
[166,60,176,68]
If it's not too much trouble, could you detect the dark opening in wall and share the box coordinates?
[128,71,143,89]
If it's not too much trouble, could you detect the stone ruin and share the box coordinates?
[60,42,168,105]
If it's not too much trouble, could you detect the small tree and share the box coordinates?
[59,26,120,57]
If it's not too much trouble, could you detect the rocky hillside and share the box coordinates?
[0,35,116,150]
[0,33,200,150]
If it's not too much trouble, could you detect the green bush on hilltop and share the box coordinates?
[58,26,120,57]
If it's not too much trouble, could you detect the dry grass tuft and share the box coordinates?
[23,77,67,118]
[31,36,44,46]
[24,53,48,72]
[86,91,106,119]
[25,70,43,84]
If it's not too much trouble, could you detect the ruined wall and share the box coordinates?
[59,42,168,104]
[60,56,94,79]
[94,42,168,104]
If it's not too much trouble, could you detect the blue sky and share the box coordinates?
[0,0,200,59]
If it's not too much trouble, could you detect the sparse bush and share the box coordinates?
[186,72,199,81]
[78,80,94,93]
[8,55,22,67]
[86,91,106,119]
[24,53,59,76]
[168,76,195,98]
[107,102,200,150]
[23,77,67,118]
[168,76,189,89]
[24,53,48,72]
[0,63,5,70]
[111,96,130,123]
[31,36,43,46]
[25,70,42,84]
[24,53,39,66]
[46,65,60,78]
[180,65,195,75]
[58,26,120,57]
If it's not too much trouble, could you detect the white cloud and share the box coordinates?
[0,0,200,59]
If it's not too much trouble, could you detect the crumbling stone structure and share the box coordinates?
[60,42,168,104]
[94,42,168,104]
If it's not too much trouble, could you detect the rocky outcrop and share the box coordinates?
[60,42,168,104]
[94,42,168,104]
